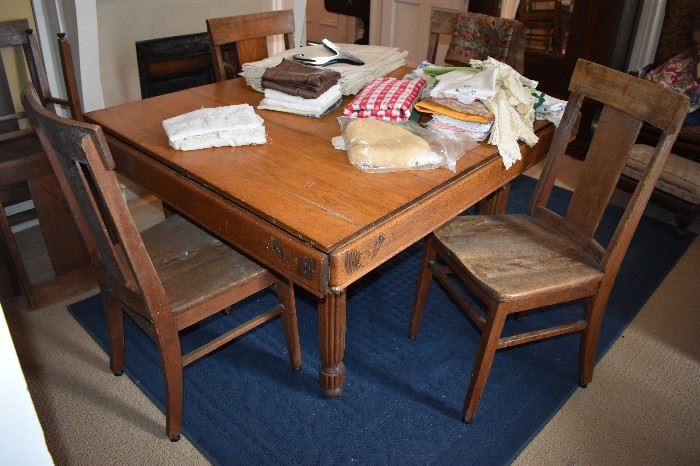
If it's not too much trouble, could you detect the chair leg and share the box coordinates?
[409,237,438,340]
[0,203,37,308]
[673,213,691,237]
[158,338,184,442]
[103,294,124,376]
[462,302,507,423]
[476,183,511,215]
[579,293,607,386]
[275,278,302,370]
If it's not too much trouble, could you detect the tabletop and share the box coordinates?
[86,71,553,296]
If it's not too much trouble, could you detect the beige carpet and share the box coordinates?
[2,163,699,464]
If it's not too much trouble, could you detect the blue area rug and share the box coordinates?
[68,176,694,465]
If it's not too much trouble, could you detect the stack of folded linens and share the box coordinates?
[261,59,339,98]
[416,97,495,141]
[258,59,343,117]
[241,44,408,95]
[162,104,265,151]
[343,77,426,122]
[414,68,498,141]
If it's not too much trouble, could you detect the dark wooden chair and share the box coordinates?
[206,9,295,81]
[22,86,302,441]
[426,9,459,65]
[409,59,688,423]
[0,19,88,308]
[427,10,525,74]
[516,0,562,54]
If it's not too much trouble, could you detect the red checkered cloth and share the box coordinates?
[343,77,426,121]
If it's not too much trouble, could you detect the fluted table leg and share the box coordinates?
[318,290,346,397]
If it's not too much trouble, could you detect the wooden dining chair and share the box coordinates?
[0,19,88,308]
[206,9,295,81]
[22,85,302,441]
[427,10,525,73]
[408,59,688,423]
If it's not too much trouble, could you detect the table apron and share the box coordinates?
[107,136,330,296]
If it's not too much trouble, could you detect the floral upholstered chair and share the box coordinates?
[428,11,525,74]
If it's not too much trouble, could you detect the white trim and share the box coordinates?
[0,304,53,465]
[30,0,64,99]
[30,0,104,111]
[66,0,104,111]
[500,0,520,19]
[627,0,667,72]
[272,0,306,50]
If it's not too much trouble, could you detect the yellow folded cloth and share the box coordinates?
[415,98,494,124]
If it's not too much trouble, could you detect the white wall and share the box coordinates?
[0,304,54,465]
[95,0,274,106]
[66,0,104,111]
[627,0,667,72]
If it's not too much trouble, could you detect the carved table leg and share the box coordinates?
[477,183,512,215]
[317,289,346,397]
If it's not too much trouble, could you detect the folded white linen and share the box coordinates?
[429,68,498,104]
[169,128,267,151]
[258,84,343,115]
[257,98,343,118]
[241,44,407,95]
[162,104,266,151]
[429,115,493,141]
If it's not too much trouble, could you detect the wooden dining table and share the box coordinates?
[85,69,554,397]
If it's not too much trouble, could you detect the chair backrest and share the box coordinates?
[207,10,295,81]
[426,9,459,64]
[432,11,525,73]
[0,19,82,140]
[56,33,82,121]
[22,85,170,322]
[516,0,562,53]
[530,59,688,280]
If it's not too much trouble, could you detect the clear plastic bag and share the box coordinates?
[336,117,477,173]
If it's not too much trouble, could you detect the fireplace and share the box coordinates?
[135,32,216,98]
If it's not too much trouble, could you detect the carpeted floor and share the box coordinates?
[64,176,696,465]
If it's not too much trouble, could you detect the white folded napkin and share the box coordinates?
[430,68,498,104]
[258,84,343,116]
[162,104,266,151]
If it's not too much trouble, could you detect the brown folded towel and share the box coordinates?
[261,59,341,99]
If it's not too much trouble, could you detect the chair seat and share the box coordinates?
[434,214,603,302]
[141,215,269,314]
[623,144,700,204]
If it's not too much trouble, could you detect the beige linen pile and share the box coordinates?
[469,57,539,169]
[344,119,441,171]
[241,44,407,96]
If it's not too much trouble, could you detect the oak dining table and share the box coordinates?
[85,69,554,397]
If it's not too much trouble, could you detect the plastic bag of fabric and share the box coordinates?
[334,117,477,173]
